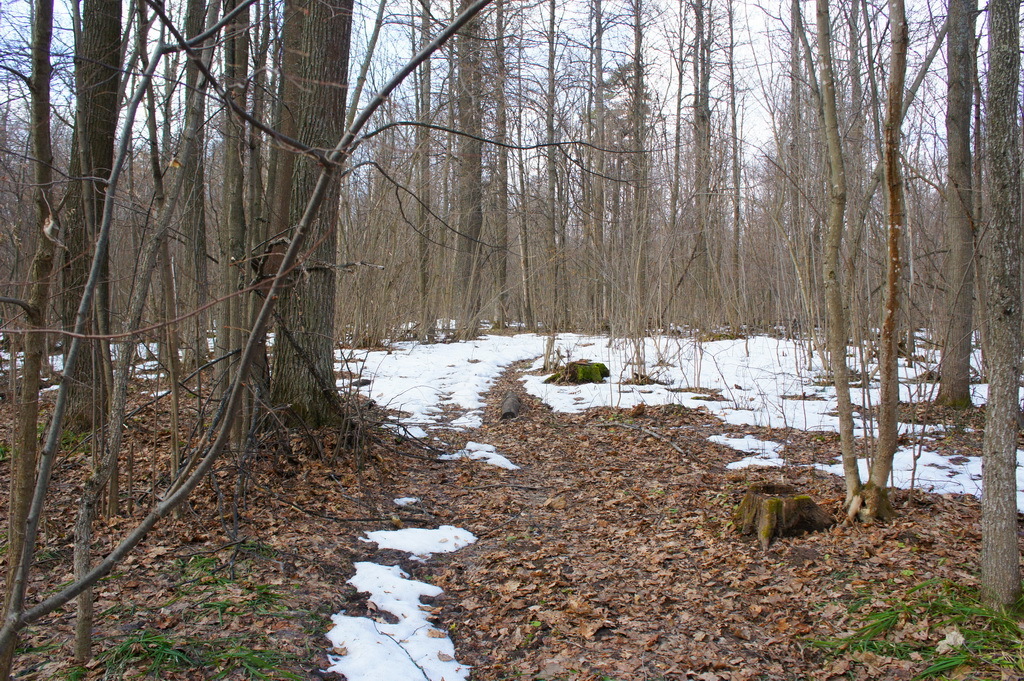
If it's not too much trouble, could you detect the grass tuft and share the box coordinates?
[100,629,196,675]
[817,579,1024,679]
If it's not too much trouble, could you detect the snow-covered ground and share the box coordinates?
[322,333,1023,680]
[341,332,1021,511]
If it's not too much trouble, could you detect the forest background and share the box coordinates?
[0,0,1021,675]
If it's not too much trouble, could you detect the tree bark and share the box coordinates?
[861,0,908,522]
[814,0,861,508]
[0,0,56,672]
[935,0,976,409]
[454,0,484,337]
[63,0,122,433]
[980,0,1021,609]
[415,0,433,338]
[493,0,510,328]
[544,0,560,329]
[179,0,212,372]
[270,0,353,426]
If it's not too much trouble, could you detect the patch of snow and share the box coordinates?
[439,442,520,470]
[712,435,786,470]
[325,563,470,681]
[355,335,548,430]
[393,497,420,507]
[813,445,1006,503]
[361,526,477,561]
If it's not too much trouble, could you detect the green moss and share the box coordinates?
[544,361,609,385]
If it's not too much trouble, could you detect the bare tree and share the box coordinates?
[979,0,1021,609]
[0,0,56,673]
[269,0,354,425]
[62,0,123,432]
[814,0,861,509]
[454,0,485,336]
[863,0,908,522]
[935,0,976,408]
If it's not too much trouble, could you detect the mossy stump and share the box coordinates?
[544,360,610,385]
[736,483,834,550]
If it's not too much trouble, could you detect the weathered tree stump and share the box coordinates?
[736,483,834,550]
[544,360,610,385]
[501,392,523,419]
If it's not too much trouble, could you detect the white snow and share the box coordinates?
[714,435,786,470]
[327,528,478,678]
[347,335,547,430]
[439,441,520,470]
[350,333,1022,511]
[325,562,470,681]
[393,497,420,507]
[361,526,477,561]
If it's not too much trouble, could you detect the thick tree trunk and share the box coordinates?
[179,0,212,372]
[63,0,122,433]
[270,0,353,426]
[454,0,484,337]
[935,0,976,409]
[980,0,1021,609]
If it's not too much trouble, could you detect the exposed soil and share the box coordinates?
[0,359,1018,680]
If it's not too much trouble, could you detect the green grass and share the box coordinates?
[58,666,88,681]
[817,579,1024,679]
[201,640,302,680]
[100,629,197,675]
[98,630,303,680]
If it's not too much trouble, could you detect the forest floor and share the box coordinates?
[1,351,1020,681]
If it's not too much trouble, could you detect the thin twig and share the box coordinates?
[466,484,548,491]
[590,422,692,458]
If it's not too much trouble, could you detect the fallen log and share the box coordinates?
[501,392,523,419]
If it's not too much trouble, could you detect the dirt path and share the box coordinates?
[406,363,986,681]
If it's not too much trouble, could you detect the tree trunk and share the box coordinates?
[627,0,649,374]
[270,0,353,426]
[454,0,484,337]
[179,0,212,373]
[415,0,433,339]
[935,0,976,409]
[814,0,861,508]
[979,0,1021,609]
[692,0,712,321]
[861,0,908,522]
[63,0,122,433]
[591,0,606,327]
[544,0,560,329]
[493,0,510,328]
[0,0,56,672]
[215,0,249,442]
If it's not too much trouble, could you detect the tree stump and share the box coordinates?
[735,483,834,550]
[544,360,610,385]
[501,392,523,419]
